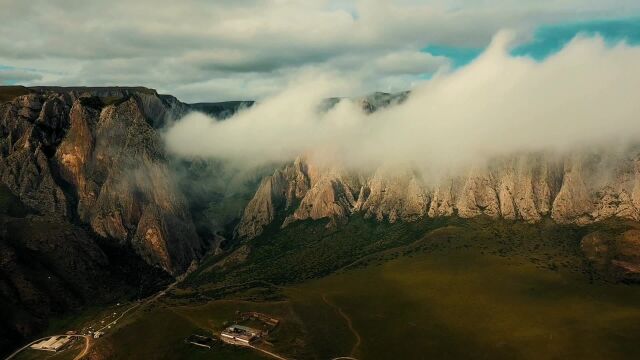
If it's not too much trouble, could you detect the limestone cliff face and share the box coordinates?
[237,152,640,240]
[283,169,357,228]
[354,169,429,222]
[0,94,70,215]
[236,157,313,239]
[0,88,202,274]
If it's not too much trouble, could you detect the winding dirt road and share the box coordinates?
[321,294,362,358]
[248,345,289,360]
[72,336,91,360]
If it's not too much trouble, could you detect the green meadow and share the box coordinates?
[53,217,640,359]
[288,249,640,359]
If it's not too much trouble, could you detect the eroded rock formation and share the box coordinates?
[0,87,203,274]
[238,152,640,240]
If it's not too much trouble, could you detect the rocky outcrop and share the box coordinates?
[236,157,314,239]
[581,229,640,281]
[283,170,357,227]
[354,169,428,222]
[0,93,70,215]
[0,184,171,356]
[238,152,640,240]
[0,87,203,274]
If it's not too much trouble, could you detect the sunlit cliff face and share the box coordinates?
[164,30,640,180]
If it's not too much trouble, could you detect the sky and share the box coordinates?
[1,0,640,102]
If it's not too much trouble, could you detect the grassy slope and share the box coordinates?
[290,248,640,359]
[0,86,31,104]
[61,216,640,359]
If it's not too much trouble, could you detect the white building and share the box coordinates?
[30,336,72,352]
[220,325,260,345]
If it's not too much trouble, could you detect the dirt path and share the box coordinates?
[72,336,91,360]
[248,345,289,360]
[5,277,180,360]
[94,303,141,333]
[321,294,361,358]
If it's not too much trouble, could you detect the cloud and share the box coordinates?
[1,1,639,101]
[373,51,450,75]
[164,31,640,177]
[0,69,42,84]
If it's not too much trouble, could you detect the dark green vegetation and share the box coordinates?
[0,185,170,357]
[0,86,32,103]
[184,215,595,292]
[80,215,640,359]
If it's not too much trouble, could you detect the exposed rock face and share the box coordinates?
[354,169,428,222]
[0,93,70,215]
[614,230,640,278]
[0,87,203,274]
[581,230,640,281]
[0,184,171,356]
[238,152,640,240]
[283,170,357,227]
[456,169,501,219]
[236,157,313,239]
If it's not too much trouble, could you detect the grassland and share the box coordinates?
[0,86,31,104]
[288,249,640,359]
[35,216,640,359]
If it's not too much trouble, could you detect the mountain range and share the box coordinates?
[1,85,640,356]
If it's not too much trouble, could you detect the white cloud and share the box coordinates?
[0,69,42,83]
[164,32,640,177]
[374,51,450,75]
[0,0,639,100]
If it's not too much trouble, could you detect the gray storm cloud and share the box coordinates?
[164,31,640,175]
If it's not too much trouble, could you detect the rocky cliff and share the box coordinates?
[237,150,640,241]
[0,86,203,274]
[0,86,214,355]
[0,183,171,355]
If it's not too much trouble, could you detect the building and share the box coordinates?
[241,312,280,327]
[220,325,260,345]
[30,336,72,352]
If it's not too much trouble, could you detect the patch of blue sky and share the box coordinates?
[423,17,640,69]
[512,17,640,60]
[422,45,482,68]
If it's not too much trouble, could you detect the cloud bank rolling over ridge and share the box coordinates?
[164,31,640,178]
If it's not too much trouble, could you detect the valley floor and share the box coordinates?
[16,218,640,359]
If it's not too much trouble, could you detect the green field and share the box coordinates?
[26,217,640,359]
[287,249,640,359]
